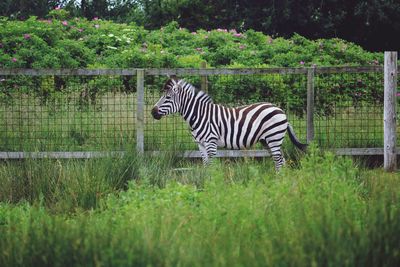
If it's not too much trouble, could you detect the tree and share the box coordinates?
[0,0,60,19]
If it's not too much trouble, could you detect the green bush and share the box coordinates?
[0,17,384,112]
[0,18,382,69]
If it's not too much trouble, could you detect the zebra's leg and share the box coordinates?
[262,139,285,171]
[198,140,218,165]
[205,140,218,159]
[271,147,285,172]
[198,142,209,165]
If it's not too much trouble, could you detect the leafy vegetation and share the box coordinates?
[1,1,399,51]
[0,13,382,69]
[0,150,399,266]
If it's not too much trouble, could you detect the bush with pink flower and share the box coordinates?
[0,17,385,113]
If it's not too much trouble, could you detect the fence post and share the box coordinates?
[306,66,315,143]
[384,51,397,171]
[200,61,208,93]
[136,69,145,153]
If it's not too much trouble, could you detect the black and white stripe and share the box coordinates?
[151,78,307,170]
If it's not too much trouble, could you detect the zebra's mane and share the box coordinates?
[164,78,213,104]
[179,79,213,104]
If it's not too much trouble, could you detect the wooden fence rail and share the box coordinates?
[2,65,399,76]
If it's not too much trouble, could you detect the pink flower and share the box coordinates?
[93,17,99,20]
[62,21,68,26]
[11,58,17,62]
[94,24,100,29]
[396,92,400,97]
[23,34,31,39]
[233,33,243,38]
[217,28,227,32]
[239,45,245,49]
[55,6,61,10]
[195,47,202,52]
[191,32,197,35]
[78,28,84,32]
[300,61,305,65]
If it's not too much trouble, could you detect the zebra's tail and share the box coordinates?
[287,123,308,151]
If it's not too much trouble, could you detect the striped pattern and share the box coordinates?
[151,78,306,170]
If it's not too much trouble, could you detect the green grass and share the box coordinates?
[0,149,399,267]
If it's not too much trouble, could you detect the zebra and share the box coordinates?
[151,77,307,171]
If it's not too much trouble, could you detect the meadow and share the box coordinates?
[0,148,399,267]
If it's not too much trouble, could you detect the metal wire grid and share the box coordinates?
[144,75,199,151]
[0,68,393,154]
[0,75,136,151]
[314,71,384,148]
[143,73,307,151]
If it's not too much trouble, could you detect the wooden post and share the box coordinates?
[384,51,397,171]
[306,66,315,143]
[200,61,208,93]
[136,69,145,153]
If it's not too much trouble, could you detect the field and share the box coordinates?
[0,148,399,267]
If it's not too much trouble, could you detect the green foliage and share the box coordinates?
[0,18,382,69]
[0,152,399,266]
[0,17,385,115]
[211,74,289,107]
[1,1,399,51]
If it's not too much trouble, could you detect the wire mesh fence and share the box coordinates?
[0,66,398,157]
[314,71,385,148]
[0,74,137,152]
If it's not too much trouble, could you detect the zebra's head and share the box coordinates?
[151,76,182,120]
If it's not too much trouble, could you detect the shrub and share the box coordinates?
[0,17,384,114]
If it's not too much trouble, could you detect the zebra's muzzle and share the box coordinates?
[151,107,162,120]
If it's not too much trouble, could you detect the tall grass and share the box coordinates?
[0,150,399,267]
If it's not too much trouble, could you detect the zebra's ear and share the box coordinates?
[163,76,179,91]
[169,75,178,82]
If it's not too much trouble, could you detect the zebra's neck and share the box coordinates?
[178,81,214,130]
